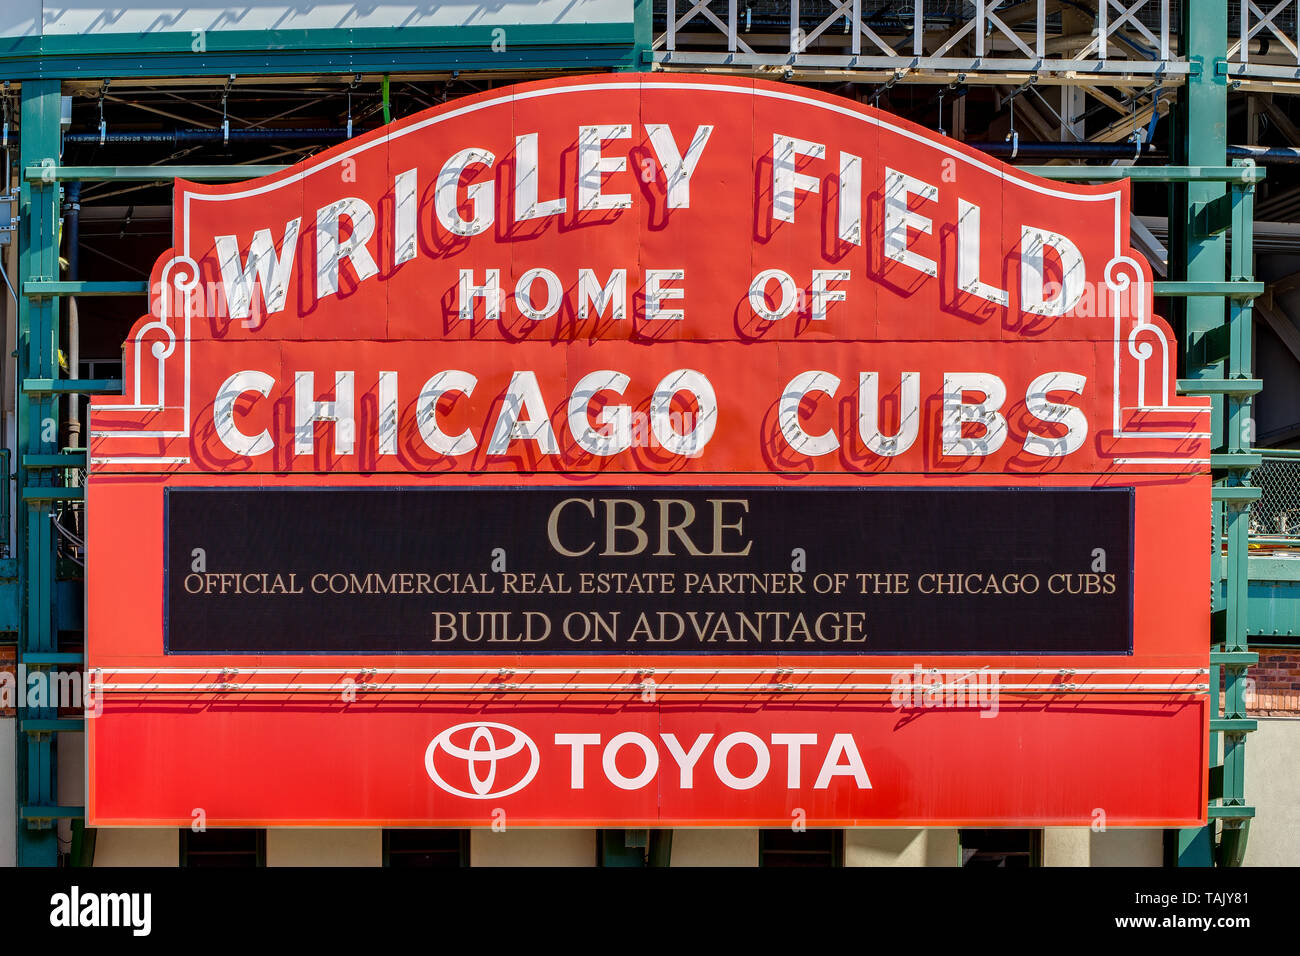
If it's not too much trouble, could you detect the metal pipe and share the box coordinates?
[61,127,353,146]
[968,140,1300,165]
[64,180,80,456]
[967,140,1165,160]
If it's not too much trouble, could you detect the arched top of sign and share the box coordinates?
[90,74,1208,477]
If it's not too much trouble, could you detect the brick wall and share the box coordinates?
[1247,646,1300,716]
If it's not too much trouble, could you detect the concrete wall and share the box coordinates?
[93,829,178,867]
[0,718,13,866]
[844,829,960,866]
[670,829,758,866]
[1042,828,1092,866]
[267,829,381,866]
[470,829,596,867]
[56,731,84,854]
[1090,829,1163,867]
[1244,716,1300,866]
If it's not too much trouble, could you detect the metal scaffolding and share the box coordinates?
[2,0,1268,865]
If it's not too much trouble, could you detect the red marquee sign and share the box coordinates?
[86,75,1210,827]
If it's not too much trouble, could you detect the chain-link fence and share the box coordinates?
[1252,455,1300,541]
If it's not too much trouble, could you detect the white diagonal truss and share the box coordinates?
[655,0,1300,83]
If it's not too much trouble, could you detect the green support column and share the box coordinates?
[1172,0,1258,867]
[1175,0,1228,402]
[626,0,653,72]
[1173,0,1226,869]
[15,79,63,866]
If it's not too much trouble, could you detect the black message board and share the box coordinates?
[165,486,1133,655]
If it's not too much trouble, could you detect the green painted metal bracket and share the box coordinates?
[1176,378,1263,395]
[23,280,147,297]
[0,575,17,633]
[1210,650,1259,666]
[1208,805,1256,819]
[1195,192,1237,236]
[20,718,84,733]
[20,806,87,821]
[1216,823,1250,868]
[20,652,84,666]
[1210,486,1263,502]
[1194,324,1233,365]
[21,488,83,502]
[22,453,86,469]
[25,165,289,182]
[1210,718,1258,733]
[22,378,124,394]
[1209,452,1261,469]
[1019,166,1265,183]
[1155,281,1264,298]
[0,23,638,79]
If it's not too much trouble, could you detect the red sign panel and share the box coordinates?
[87,75,1210,827]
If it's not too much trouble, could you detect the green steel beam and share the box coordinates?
[22,379,123,395]
[0,25,637,79]
[21,488,84,502]
[16,78,63,867]
[1210,486,1262,502]
[1210,651,1259,666]
[1208,806,1256,819]
[1175,378,1263,395]
[1210,718,1258,734]
[19,718,84,733]
[22,281,147,296]
[1020,165,1264,183]
[25,165,289,182]
[1154,280,1263,298]
[20,653,85,666]
[19,806,86,821]
[1208,452,1261,469]
[630,0,653,73]
[21,453,86,469]
[1171,0,1259,870]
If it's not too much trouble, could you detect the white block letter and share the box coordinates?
[957,199,1009,306]
[749,269,797,322]
[435,147,495,236]
[578,269,627,321]
[578,124,632,211]
[859,372,920,457]
[215,218,300,320]
[884,167,938,277]
[416,371,478,456]
[1024,371,1088,457]
[487,370,559,455]
[294,370,355,456]
[772,134,825,223]
[514,133,566,221]
[645,269,685,322]
[942,372,1008,456]
[214,370,274,456]
[1021,226,1085,316]
[568,370,633,457]
[651,369,717,457]
[316,198,379,298]
[555,733,601,789]
[514,268,563,322]
[780,371,841,457]
[458,269,501,322]
[813,734,871,789]
[645,124,713,209]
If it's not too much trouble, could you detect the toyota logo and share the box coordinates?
[424,722,540,799]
